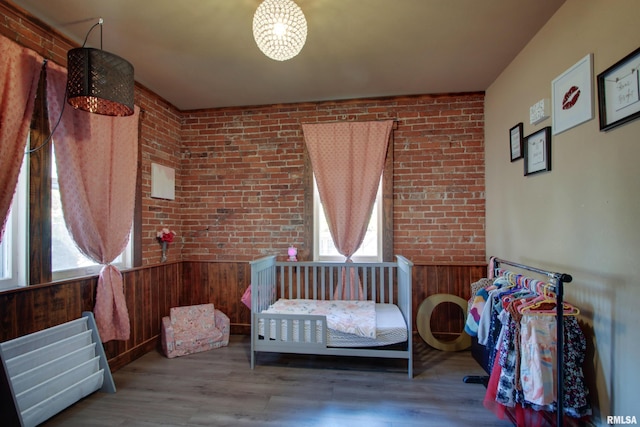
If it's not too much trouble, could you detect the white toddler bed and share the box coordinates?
[250,255,413,377]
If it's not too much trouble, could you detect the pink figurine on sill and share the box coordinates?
[288,246,298,262]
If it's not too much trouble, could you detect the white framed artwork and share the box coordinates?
[552,53,594,135]
[151,163,175,200]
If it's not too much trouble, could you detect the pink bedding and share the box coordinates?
[261,299,376,338]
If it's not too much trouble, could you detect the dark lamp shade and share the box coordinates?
[66,47,135,117]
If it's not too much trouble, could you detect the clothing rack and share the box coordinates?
[492,257,572,427]
[465,257,573,427]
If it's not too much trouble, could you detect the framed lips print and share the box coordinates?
[552,53,594,135]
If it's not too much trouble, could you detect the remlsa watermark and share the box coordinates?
[607,415,638,425]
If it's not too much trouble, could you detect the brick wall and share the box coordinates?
[2,3,485,266]
[137,88,183,264]
[180,94,486,264]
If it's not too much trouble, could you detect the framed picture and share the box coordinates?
[524,127,552,176]
[597,46,640,132]
[509,122,524,161]
[552,54,594,135]
[151,163,175,200]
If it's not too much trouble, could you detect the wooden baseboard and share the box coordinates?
[107,337,159,372]
[231,323,250,336]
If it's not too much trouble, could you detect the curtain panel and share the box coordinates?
[0,35,43,241]
[46,61,139,342]
[302,120,393,299]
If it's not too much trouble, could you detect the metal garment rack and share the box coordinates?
[464,257,574,426]
[491,257,573,427]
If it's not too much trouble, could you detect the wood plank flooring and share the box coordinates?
[42,335,512,427]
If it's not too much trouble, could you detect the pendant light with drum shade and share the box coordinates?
[28,18,135,154]
[66,18,135,117]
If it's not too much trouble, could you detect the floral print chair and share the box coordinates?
[161,303,230,358]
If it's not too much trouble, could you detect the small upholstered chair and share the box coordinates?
[161,303,230,358]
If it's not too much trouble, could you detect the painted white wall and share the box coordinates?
[485,0,640,423]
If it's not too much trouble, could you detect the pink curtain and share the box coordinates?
[0,35,43,241]
[46,61,139,342]
[302,121,393,299]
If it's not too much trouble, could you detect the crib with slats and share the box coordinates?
[250,255,413,377]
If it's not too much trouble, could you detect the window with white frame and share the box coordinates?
[51,147,132,280]
[313,176,383,262]
[0,155,28,290]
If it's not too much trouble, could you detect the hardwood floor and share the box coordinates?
[43,335,511,427]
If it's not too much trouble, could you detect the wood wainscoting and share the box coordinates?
[178,261,488,338]
[411,263,487,339]
[0,263,182,372]
[0,261,486,371]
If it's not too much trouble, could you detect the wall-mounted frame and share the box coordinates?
[552,53,594,135]
[597,46,640,132]
[524,127,552,176]
[151,163,175,200]
[509,122,524,161]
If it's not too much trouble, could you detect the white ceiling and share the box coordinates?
[9,0,566,111]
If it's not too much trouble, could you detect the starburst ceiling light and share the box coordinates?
[253,0,307,61]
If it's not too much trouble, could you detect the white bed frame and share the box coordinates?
[250,255,414,377]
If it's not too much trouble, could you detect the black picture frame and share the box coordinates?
[524,127,552,176]
[597,46,640,132]
[509,122,524,161]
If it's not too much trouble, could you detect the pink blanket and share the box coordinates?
[262,299,376,338]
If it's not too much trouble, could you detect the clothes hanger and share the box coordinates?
[516,280,580,315]
[513,280,551,311]
[520,300,580,316]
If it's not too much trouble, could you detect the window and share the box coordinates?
[51,147,132,280]
[303,131,393,263]
[0,156,28,290]
[0,79,138,289]
[313,176,383,262]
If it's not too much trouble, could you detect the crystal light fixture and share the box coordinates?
[253,0,307,61]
